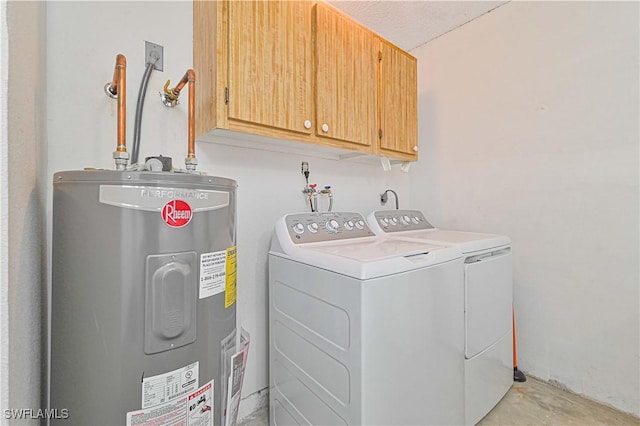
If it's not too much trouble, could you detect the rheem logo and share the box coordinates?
[161,200,193,228]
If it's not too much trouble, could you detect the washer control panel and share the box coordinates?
[373,209,434,233]
[285,212,374,244]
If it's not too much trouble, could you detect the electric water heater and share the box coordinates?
[51,170,237,425]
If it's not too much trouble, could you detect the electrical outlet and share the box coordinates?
[145,41,163,71]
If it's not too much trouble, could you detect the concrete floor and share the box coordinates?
[239,377,639,425]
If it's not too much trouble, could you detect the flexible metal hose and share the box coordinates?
[131,61,155,165]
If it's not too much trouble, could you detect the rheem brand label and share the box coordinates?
[161,200,193,228]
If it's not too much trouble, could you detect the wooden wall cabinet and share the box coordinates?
[228,1,314,136]
[194,0,418,162]
[314,2,377,149]
[377,38,418,160]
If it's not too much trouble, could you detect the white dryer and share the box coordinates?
[269,212,465,425]
[367,210,513,426]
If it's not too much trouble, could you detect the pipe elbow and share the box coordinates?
[116,53,126,68]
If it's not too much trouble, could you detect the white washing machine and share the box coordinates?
[367,210,513,426]
[269,212,465,425]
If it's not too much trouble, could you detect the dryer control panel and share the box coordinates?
[285,212,375,244]
[372,209,434,233]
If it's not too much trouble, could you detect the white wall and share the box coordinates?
[0,0,9,419]
[45,1,409,417]
[411,1,639,416]
[3,1,46,424]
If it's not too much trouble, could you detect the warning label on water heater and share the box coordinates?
[127,379,213,426]
[199,246,237,303]
[224,247,237,308]
[199,250,227,299]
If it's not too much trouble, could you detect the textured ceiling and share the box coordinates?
[329,1,509,51]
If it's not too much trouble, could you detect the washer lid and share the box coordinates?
[270,212,462,279]
[303,237,443,262]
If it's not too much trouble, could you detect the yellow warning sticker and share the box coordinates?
[224,246,237,308]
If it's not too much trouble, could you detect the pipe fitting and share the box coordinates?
[160,81,180,107]
[104,83,118,99]
[185,156,198,173]
[113,150,130,171]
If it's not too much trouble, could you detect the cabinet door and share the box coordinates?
[228,1,313,134]
[314,3,377,147]
[378,40,418,159]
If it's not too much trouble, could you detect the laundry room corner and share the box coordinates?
[410,1,639,416]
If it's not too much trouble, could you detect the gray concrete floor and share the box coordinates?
[239,377,639,425]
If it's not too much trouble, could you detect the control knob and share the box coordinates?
[400,215,411,225]
[325,219,340,233]
[390,217,398,226]
[308,223,319,233]
[355,220,365,230]
[292,223,305,234]
[344,221,354,230]
[380,218,389,227]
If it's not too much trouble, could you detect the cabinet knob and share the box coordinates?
[413,145,418,152]
[321,123,329,133]
[303,120,312,129]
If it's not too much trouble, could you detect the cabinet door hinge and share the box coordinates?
[378,51,382,62]
[378,129,383,139]
[224,87,229,105]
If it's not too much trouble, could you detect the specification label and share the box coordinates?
[142,362,199,409]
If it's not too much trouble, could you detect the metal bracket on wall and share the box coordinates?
[145,41,164,71]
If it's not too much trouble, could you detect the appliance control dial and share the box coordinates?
[390,217,398,226]
[292,223,305,234]
[412,216,420,224]
[308,223,319,233]
[380,217,389,227]
[344,220,354,230]
[325,219,340,233]
[400,215,411,225]
[355,220,365,230]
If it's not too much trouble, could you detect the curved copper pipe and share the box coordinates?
[165,69,196,165]
[113,54,127,153]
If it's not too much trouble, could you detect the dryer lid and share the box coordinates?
[366,210,510,254]
[393,229,511,254]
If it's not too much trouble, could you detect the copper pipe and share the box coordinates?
[114,54,127,153]
[174,72,190,96]
[164,69,197,170]
[186,69,196,160]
